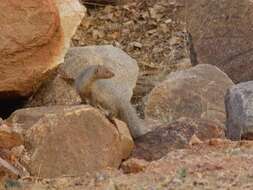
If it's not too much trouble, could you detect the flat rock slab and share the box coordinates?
[145,64,234,125]
[187,0,253,83]
[225,81,253,140]
[7,105,133,178]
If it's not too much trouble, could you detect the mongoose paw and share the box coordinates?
[132,126,151,139]
[96,105,116,119]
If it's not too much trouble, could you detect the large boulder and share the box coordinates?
[145,64,234,125]
[7,105,134,178]
[132,117,224,161]
[225,81,253,140]
[0,0,85,98]
[187,0,253,83]
[27,45,139,106]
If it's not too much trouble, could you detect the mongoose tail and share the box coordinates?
[118,100,148,138]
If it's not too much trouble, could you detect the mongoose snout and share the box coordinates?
[94,65,115,79]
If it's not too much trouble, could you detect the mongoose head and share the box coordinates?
[94,65,115,79]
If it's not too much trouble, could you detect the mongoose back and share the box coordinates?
[75,65,147,138]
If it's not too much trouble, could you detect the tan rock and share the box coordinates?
[189,134,203,146]
[187,0,253,83]
[0,0,85,98]
[145,64,234,125]
[7,105,133,178]
[27,75,82,107]
[132,117,225,161]
[113,119,134,160]
[53,0,86,64]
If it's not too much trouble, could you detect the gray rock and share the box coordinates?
[225,81,253,140]
[27,45,139,107]
[62,45,139,101]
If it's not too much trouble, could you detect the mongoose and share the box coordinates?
[75,65,148,138]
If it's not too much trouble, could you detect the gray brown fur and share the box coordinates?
[75,65,147,138]
[75,65,114,103]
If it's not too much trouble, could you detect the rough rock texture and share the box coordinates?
[9,140,253,190]
[0,0,85,98]
[132,117,224,161]
[27,75,82,107]
[187,0,253,83]
[121,158,149,174]
[54,0,86,63]
[145,64,234,125]
[0,123,23,149]
[225,81,253,140]
[7,105,134,178]
[114,119,136,159]
[27,45,138,106]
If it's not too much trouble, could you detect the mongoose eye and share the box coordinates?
[95,68,100,74]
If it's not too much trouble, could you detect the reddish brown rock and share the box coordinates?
[121,158,149,174]
[0,123,23,149]
[132,117,225,161]
[0,0,85,98]
[187,0,253,83]
[7,105,133,178]
[145,64,234,125]
[0,0,60,98]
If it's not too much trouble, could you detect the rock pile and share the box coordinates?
[1,0,253,188]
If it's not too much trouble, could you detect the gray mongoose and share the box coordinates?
[75,65,148,138]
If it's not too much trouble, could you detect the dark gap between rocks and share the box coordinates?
[0,98,27,119]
